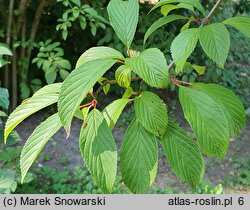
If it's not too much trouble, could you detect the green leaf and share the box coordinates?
[115,65,131,88]
[4,83,61,143]
[171,28,199,72]
[71,0,81,7]
[177,2,194,12]
[181,0,205,15]
[59,69,69,80]
[55,59,71,70]
[192,64,205,75]
[134,91,168,137]
[102,99,130,129]
[0,88,9,110]
[150,0,181,13]
[180,17,194,32]
[199,23,230,68]
[192,83,246,135]
[144,14,186,43]
[122,87,133,99]
[79,109,117,193]
[161,4,180,16]
[20,82,30,99]
[76,47,124,68]
[0,169,17,193]
[126,48,169,88]
[20,113,62,183]
[223,16,250,38]
[58,59,116,131]
[179,86,230,158]
[121,119,158,193]
[45,68,57,84]
[98,77,110,95]
[107,0,139,48]
[0,43,12,56]
[161,121,205,188]
[0,59,10,68]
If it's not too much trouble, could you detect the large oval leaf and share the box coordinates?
[134,91,168,137]
[144,14,186,43]
[192,83,246,135]
[107,0,139,48]
[126,48,169,88]
[20,113,62,183]
[161,121,205,188]
[121,119,158,193]
[171,28,199,72]
[79,109,117,193]
[58,59,116,131]
[223,16,250,38]
[4,83,61,143]
[199,23,230,68]
[179,86,230,158]
[76,47,124,68]
[102,99,130,129]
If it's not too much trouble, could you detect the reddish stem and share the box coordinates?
[80,99,97,109]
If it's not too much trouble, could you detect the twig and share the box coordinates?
[207,0,223,20]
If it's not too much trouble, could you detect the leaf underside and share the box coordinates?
[58,59,116,130]
[79,109,117,193]
[4,83,61,143]
[20,113,62,183]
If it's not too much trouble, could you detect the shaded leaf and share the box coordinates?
[121,119,158,193]
[144,14,186,43]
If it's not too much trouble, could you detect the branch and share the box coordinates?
[16,0,30,34]
[94,77,141,97]
[4,0,15,90]
[206,0,223,20]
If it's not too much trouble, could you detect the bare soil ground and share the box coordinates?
[16,96,250,194]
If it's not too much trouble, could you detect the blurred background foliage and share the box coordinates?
[0,0,250,194]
